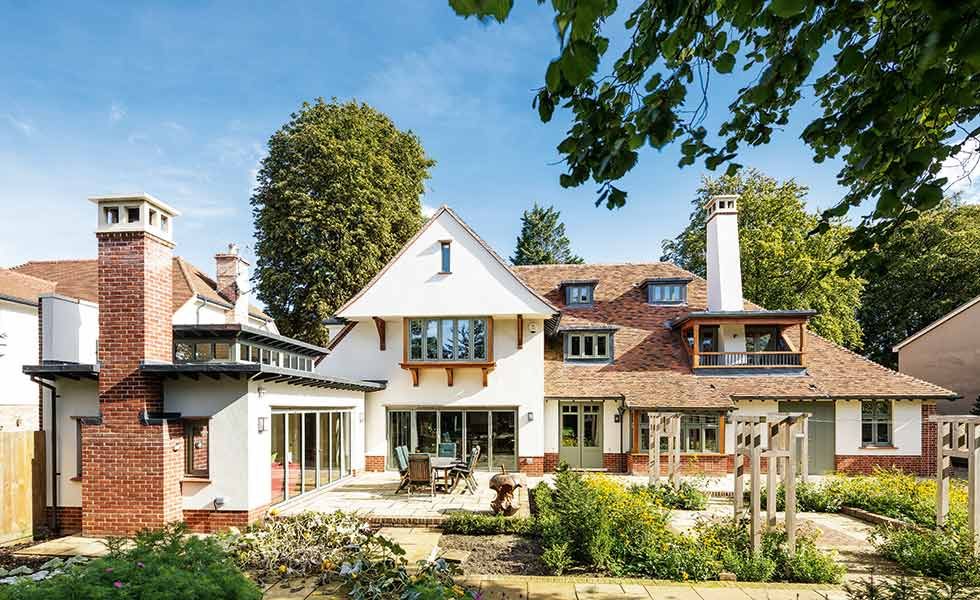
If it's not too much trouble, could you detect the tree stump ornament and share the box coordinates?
[489,468,522,516]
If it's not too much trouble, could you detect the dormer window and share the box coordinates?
[440,241,451,273]
[564,330,614,362]
[562,280,597,307]
[644,277,691,305]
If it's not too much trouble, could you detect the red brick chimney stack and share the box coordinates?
[214,243,250,324]
[82,194,183,535]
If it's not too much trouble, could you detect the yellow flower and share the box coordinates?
[682,572,688,580]
[322,559,335,571]
[268,508,280,517]
[278,565,288,574]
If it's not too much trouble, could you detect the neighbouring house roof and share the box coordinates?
[891,294,980,352]
[0,268,56,306]
[11,257,272,321]
[514,262,958,409]
[335,205,559,319]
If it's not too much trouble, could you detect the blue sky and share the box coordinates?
[3,1,963,278]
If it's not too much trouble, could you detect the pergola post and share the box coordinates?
[647,412,682,488]
[970,422,980,549]
[937,420,951,528]
[734,420,745,518]
[648,413,662,485]
[766,420,779,527]
[930,415,980,553]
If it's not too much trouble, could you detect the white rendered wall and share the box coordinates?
[543,398,560,453]
[835,399,922,456]
[40,295,98,364]
[248,381,365,510]
[705,211,744,311]
[172,299,230,326]
[321,316,546,462]
[718,323,747,354]
[0,300,40,430]
[338,211,553,319]
[42,380,98,507]
[728,400,780,451]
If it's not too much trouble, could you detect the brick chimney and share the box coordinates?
[215,243,250,324]
[704,194,744,312]
[82,193,183,535]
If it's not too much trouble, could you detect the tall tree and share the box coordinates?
[451,1,980,251]
[662,171,864,349]
[512,203,584,265]
[251,99,434,345]
[856,201,980,367]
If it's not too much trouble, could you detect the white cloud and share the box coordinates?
[422,203,437,217]
[109,102,126,123]
[940,137,980,204]
[4,114,34,136]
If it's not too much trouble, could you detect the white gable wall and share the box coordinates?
[338,210,553,319]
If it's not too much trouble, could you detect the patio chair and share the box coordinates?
[407,453,433,497]
[394,446,410,494]
[437,442,457,458]
[449,445,480,494]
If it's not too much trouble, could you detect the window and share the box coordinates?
[745,326,788,352]
[685,325,719,353]
[648,282,687,304]
[862,400,892,447]
[565,332,612,360]
[184,420,209,478]
[214,343,231,361]
[565,285,594,306]
[104,206,119,225]
[126,206,141,224]
[160,214,169,232]
[175,343,194,362]
[408,318,490,362]
[440,241,451,273]
[638,413,721,453]
[261,349,271,365]
[195,343,212,361]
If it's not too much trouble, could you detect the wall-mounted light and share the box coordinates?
[172,441,182,452]
[527,411,535,422]
[528,322,539,334]
[257,386,266,398]
[257,416,267,433]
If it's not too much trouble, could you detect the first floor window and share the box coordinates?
[408,317,489,362]
[862,400,892,446]
[648,282,686,304]
[565,284,594,306]
[638,412,721,453]
[184,420,210,478]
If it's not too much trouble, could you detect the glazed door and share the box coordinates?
[558,402,603,469]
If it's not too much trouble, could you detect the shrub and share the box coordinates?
[871,526,980,585]
[441,513,534,536]
[759,480,843,513]
[632,481,709,510]
[0,524,261,600]
[540,543,572,576]
[784,541,846,584]
[844,576,979,600]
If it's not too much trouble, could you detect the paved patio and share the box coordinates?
[278,471,538,524]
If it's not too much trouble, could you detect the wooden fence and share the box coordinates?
[0,431,45,546]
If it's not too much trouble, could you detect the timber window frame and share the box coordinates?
[184,419,210,479]
[406,317,491,363]
[861,399,893,447]
[564,331,613,362]
[636,412,724,454]
[564,285,594,307]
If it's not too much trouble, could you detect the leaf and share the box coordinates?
[545,60,562,92]
[913,183,943,210]
[716,53,736,74]
[560,40,600,86]
[768,0,806,18]
[534,90,555,122]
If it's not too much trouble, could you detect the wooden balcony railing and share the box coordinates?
[695,351,804,368]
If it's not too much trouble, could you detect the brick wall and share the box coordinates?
[47,506,82,534]
[364,455,385,472]
[543,452,559,472]
[602,453,627,473]
[183,504,267,533]
[518,456,543,476]
[627,453,734,475]
[834,403,936,477]
[81,230,183,536]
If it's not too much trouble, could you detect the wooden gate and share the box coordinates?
[0,431,45,546]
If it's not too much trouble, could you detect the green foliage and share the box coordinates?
[855,202,980,367]
[871,527,980,586]
[450,0,980,250]
[631,480,709,510]
[662,171,864,348]
[845,575,980,600]
[251,98,434,345]
[441,513,535,536]
[759,480,844,513]
[0,524,260,600]
[511,203,583,265]
[534,471,840,583]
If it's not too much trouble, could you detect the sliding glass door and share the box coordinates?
[385,408,517,471]
[269,408,353,506]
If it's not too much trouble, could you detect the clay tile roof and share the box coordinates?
[514,262,957,409]
[11,257,272,321]
[0,268,56,305]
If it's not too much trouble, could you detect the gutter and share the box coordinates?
[0,293,39,308]
[31,377,58,532]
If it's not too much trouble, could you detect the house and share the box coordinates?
[0,269,55,430]
[893,295,980,415]
[17,194,382,536]
[13,191,955,537]
[320,196,957,478]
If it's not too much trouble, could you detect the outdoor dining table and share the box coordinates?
[430,456,460,494]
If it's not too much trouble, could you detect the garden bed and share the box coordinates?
[440,534,548,576]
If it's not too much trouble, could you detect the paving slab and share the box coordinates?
[642,586,703,600]
[14,536,111,557]
[526,580,576,600]
[740,588,841,600]
[482,579,529,600]
[691,585,753,599]
[264,577,319,600]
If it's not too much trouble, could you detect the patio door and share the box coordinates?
[559,402,603,469]
[385,408,518,471]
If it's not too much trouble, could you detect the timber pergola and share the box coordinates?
[931,415,980,552]
[734,413,810,553]
[646,412,682,488]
